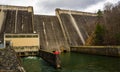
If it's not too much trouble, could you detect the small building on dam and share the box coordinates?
[4,34,40,56]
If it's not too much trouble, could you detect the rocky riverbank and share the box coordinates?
[0,47,25,72]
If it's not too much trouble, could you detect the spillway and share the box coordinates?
[34,15,69,52]
[56,9,97,46]
[0,5,34,42]
[0,5,98,51]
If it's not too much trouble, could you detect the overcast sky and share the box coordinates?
[0,0,119,15]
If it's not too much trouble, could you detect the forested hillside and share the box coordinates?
[93,2,120,45]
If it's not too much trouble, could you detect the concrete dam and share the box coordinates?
[0,5,120,71]
[56,9,97,46]
[34,9,97,52]
[0,5,97,52]
[0,5,33,42]
[34,15,69,51]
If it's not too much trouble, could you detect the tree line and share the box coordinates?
[93,1,120,45]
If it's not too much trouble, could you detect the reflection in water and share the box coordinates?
[22,53,120,72]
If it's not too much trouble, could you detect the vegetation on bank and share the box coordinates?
[103,2,120,45]
[92,2,120,45]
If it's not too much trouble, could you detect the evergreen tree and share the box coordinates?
[94,24,105,45]
[115,33,120,45]
[97,9,102,17]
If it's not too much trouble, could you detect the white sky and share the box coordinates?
[0,0,119,15]
[84,0,120,13]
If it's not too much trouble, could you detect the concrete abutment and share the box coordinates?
[71,46,120,57]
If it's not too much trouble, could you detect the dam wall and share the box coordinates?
[71,46,120,57]
[56,8,97,16]
[3,9,33,33]
[56,9,97,46]
[0,5,33,12]
[34,15,69,52]
[0,11,5,33]
[0,5,98,51]
[34,9,98,51]
[0,5,34,42]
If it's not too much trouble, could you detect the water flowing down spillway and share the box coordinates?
[43,22,49,49]
[15,9,18,33]
[69,13,85,45]
[34,15,69,51]
[22,53,120,72]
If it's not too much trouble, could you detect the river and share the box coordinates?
[22,52,120,72]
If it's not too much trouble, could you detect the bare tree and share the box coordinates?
[103,1,120,45]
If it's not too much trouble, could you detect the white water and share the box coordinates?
[25,56,38,59]
[51,21,60,51]
[83,16,89,38]
[69,11,85,45]
[22,24,24,31]
[15,9,18,33]
[43,22,49,48]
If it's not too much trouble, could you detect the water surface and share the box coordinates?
[22,52,120,72]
